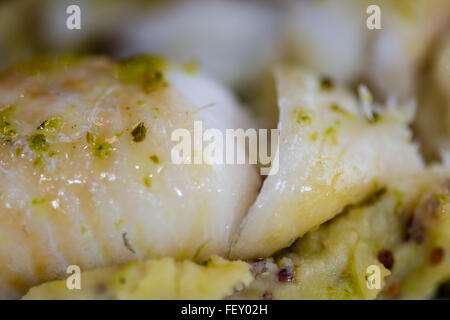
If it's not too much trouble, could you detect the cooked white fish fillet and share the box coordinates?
[230,66,423,259]
[0,56,260,298]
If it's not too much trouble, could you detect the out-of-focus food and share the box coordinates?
[283,0,367,84]
[230,66,423,259]
[0,56,260,299]
[233,169,450,299]
[0,0,42,68]
[414,33,450,163]
[0,0,282,128]
[119,0,281,89]
[38,0,147,54]
[284,0,450,99]
[367,0,450,99]
[23,255,253,300]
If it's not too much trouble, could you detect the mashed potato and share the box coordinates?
[23,255,253,300]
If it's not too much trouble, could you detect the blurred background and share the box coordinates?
[0,0,449,126]
[0,0,449,297]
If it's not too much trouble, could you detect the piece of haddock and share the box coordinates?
[0,56,260,299]
[230,66,423,259]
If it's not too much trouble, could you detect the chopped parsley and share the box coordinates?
[320,76,334,91]
[86,132,94,144]
[37,117,61,132]
[0,105,17,142]
[31,198,46,205]
[30,134,49,153]
[149,154,159,164]
[143,176,152,188]
[323,126,338,145]
[116,55,167,93]
[131,122,147,143]
[330,103,348,115]
[292,108,311,125]
[310,132,319,142]
[93,141,112,159]
[86,131,113,159]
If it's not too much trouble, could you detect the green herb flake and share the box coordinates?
[33,156,42,166]
[30,134,49,153]
[433,193,447,203]
[115,218,125,230]
[93,141,112,159]
[293,108,311,125]
[330,103,348,115]
[367,111,381,124]
[310,132,319,142]
[323,126,338,145]
[86,131,113,159]
[0,105,17,142]
[86,132,94,143]
[143,176,152,188]
[15,148,23,157]
[116,55,168,93]
[131,122,147,143]
[149,154,159,164]
[320,76,334,91]
[393,188,405,215]
[48,150,58,157]
[31,198,46,205]
[37,117,61,132]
